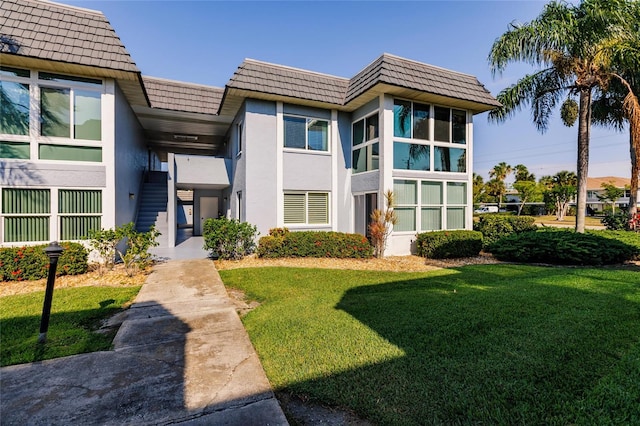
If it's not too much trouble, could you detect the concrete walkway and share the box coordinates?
[1,259,288,425]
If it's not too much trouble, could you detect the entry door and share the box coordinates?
[199,196,218,234]
[354,193,377,237]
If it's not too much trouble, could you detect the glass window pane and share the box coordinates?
[352,119,364,146]
[74,90,101,140]
[284,116,306,149]
[421,181,442,204]
[369,143,379,171]
[447,207,465,229]
[0,81,29,135]
[394,100,411,138]
[284,193,306,224]
[39,72,101,88]
[352,147,366,173]
[307,119,328,151]
[447,182,467,204]
[39,144,102,162]
[394,207,416,232]
[394,142,430,170]
[308,193,329,224]
[434,147,466,172]
[0,141,30,159]
[41,87,70,137]
[452,110,466,144]
[394,180,417,205]
[434,106,450,142]
[413,103,430,140]
[0,66,30,78]
[365,113,379,141]
[421,207,442,231]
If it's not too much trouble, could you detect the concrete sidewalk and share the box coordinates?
[1,259,288,425]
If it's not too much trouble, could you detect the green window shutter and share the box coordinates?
[59,190,102,213]
[307,193,328,224]
[58,190,102,240]
[284,193,306,224]
[4,217,49,242]
[2,188,50,214]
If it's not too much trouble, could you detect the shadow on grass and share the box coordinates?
[279,265,640,424]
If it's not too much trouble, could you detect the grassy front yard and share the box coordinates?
[220,265,640,425]
[0,286,140,366]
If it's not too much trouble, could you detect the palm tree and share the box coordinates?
[488,0,637,232]
[514,164,535,182]
[489,162,512,207]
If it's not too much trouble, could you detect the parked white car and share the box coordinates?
[474,206,499,214]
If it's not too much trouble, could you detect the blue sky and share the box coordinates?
[66,0,631,182]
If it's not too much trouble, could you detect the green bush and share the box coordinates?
[415,230,483,259]
[0,242,88,282]
[474,214,537,249]
[88,223,159,275]
[257,230,373,259]
[601,211,630,231]
[587,229,640,258]
[203,217,258,260]
[490,229,636,265]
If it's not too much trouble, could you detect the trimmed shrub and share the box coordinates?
[474,214,537,249]
[257,230,373,259]
[587,230,640,258]
[0,242,88,282]
[203,217,258,260]
[601,211,630,231]
[415,230,483,259]
[490,229,636,265]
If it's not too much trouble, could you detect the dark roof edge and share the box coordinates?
[242,58,350,82]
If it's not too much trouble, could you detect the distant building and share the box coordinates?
[587,177,638,213]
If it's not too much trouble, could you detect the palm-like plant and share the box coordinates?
[488,0,637,232]
[489,162,512,207]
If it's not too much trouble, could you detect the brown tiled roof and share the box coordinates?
[587,176,630,190]
[224,54,500,112]
[142,76,224,115]
[0,0,138,73]
[226,59,349,105]
[346,53,501,107]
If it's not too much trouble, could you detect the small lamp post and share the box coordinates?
[38,241,64,344]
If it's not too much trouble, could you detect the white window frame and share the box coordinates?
[283,114,330,153]
[283,191,330,226]
[392,98,468,173]
[351,111,380,174]
[236,121,243,156]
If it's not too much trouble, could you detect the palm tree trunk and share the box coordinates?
[575,88,591,233]
[630,123,639,216]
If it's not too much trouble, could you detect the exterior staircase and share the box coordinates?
[136,171,169,247]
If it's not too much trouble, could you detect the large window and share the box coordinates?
[284,115,329,151]
[58,190,102,240]
[393,99,467,173]
[0,67,104,162]
[2,188,50,242]
[284,192,329,225]
[40,73,102,141]
[393,179,467,232]
[352,113,379,173]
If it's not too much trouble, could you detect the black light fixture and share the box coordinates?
[38,242,64,344]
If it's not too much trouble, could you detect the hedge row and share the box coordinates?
[415,230,483,259]
[258,229,373,258]
[0,242,88,282]
[490,229,637,265]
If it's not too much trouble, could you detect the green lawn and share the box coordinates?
[0,286,140,367]
[220,265,640,425]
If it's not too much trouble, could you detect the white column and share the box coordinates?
[466,112,474,230]
[167,152,177,247]
[102,79,116,229]
[276,102,284,227]
[331,109,339,231]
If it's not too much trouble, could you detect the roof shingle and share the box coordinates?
[0,0,138,73]
[142,76,224,115]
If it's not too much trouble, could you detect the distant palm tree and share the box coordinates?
[489,162,512,207]
[514,164,535,182]
[488,0,638,232]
